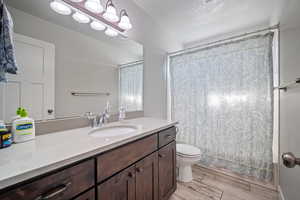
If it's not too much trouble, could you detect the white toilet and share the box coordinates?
[176,143,202,182]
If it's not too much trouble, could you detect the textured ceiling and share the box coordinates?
[131,0,289,45]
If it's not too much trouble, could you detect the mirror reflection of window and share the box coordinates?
[119,61,143,112]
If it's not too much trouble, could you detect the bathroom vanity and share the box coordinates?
[0,118,177,200]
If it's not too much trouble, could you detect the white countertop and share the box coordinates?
[0,117,177,189]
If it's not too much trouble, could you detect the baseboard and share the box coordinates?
[278,185,286,200]
[195,164,277,191]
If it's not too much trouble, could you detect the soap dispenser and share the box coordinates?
[12,108,35,143]
[119,106,126,121]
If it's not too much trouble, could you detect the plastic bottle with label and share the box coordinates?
[12,108,35,143]
[0,120,12,148]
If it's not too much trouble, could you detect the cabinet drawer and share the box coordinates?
[0,159,95,200]
[158,127,176,147]
[97,134,157,182]
[74,189,95,200]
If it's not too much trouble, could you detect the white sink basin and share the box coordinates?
[89,125,140,138]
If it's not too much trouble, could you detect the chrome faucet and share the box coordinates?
[85,102,110,128]
[96,102,110,127]
[97,108,110,127]
[85,102,111,128]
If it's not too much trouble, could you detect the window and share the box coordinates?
[119,62,143,111]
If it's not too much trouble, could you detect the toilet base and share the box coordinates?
[176,144,202,183]
[177,165,193,182]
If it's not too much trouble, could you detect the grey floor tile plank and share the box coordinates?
[170,166,278,200]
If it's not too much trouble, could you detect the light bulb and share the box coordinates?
[105,28,118,37]
[50,0,72,15]
[85,0,104,14]
[72,12,90,23]
[103,4,119,22]
[90,21,106,31]
[118,15,132,30]
[70,0,84,2]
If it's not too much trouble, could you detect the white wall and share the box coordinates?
[55,60,119,117]
[9,7,123,117]
[114,0,182,119]
[143,47,168,118]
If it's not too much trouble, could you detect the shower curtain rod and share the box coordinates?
[119,60,144,68]
[168,24,279,57]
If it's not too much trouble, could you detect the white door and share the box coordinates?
[279,28,300,200]
[0,33,55,122]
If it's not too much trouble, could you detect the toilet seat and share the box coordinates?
[176,144,201,157]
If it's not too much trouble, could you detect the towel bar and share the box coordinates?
[71,92,110,96]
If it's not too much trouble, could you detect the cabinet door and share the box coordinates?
[74,189,95,200]
[98,165,135,200]
[135,152,158,200]
[158,141,177,200]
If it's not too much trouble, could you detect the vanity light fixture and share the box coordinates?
[84,0,103,14]
[50,0,132,37]
[50,0,72,15]
[118,9,132,30]
[103,0,119,23]
[105,28,118,37]
[72,12,91,23]
[90,20,106,31]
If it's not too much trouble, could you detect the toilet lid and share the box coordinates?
[177,144,201,156]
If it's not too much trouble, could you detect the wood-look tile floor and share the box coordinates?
[170,165,278,200]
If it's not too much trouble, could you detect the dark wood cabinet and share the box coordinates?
[135,152,159,200]
[97,137,177,200]
[97,134,157,182]
[98,166,136,200]
[98,152,159,200]
[0,160,95,200]
[73,189,95,200]
[0,126,177,200]
[158,127,177,148]
[158,141,177,200]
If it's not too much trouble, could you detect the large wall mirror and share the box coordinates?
[0,0,143,122]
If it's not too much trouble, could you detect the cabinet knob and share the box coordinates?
[165,134,173,139]
[136,167,143,173]
[128,172,134,178]
[47,109,54,115]
[159,154,166,158]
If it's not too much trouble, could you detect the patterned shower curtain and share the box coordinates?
[170,33,274,181]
